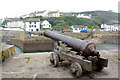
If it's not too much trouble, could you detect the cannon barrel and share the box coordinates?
[44,30,99,57]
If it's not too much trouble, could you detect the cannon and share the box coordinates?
[44,30,108,78]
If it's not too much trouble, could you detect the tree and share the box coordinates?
[2,20,7,27]
[41,16,101,30]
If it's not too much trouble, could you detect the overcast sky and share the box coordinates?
[0,0,119,19]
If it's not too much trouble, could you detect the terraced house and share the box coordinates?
[23,18,40,31]
[71,25,87,33]
[101,24,119,31]
[5,18,23,31]
[48,11,60,17]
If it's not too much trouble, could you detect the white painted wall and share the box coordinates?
[36,11,48,17]
[48,12,60,17]
[24,22,40,31]
[41,20,51,28]
[71,26,87,33]
[101,24,119,31]
[6,21,23,28]
[77,14,91,18]
[72,28,81,33]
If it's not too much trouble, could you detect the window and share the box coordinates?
[36,29,39,31]
[34,22,36,24]
[31,29,33,31]
[29,22,31,24]
[29,25,31,27]
[32,25,34,27]
[75,28,77,30]
[34,25,36,27]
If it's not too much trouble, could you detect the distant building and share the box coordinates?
[0,18,4,24]
[28,12,36,17]
[101,24,119,31]
[21,11,37,18]
[77,14,91,18]
[23,18,40,31]
[21,14,30,18]
[48,11,60,17]
[36,10,48,17]
[61,12,75,16]
[2,18,24,31]
[71,25,87,33]
[41,20,51,29]
[5,18,23,28]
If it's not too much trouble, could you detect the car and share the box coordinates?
[80,30,87,33]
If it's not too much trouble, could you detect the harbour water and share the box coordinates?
[1,41,23,54]
[96,43,118,51]
[1,41,119,54]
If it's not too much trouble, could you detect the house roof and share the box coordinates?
[62,12,74,15]
[72,25,87,28]
[36,10,46,14]
[102,24,119,27]
[24,18,40,22]
[113,24,118,26]
[7,18,22,22]
[48,11,59,14]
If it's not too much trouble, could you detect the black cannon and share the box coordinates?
[44,30,108,78]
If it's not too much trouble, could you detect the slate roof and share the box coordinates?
[7,18,22,22]
[72,25,87,28]
[24,18,40,22]
[48,11,59,14]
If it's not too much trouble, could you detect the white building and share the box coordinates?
[101,24,119,31]
[61,12,74,16]
[28,12,36,17]
[36,10,48,17]
[71,25,87,33]
[0,18,4,24]
[77,14,91,18]
[23,18,40,31]
[21,12,37,18]
[48,11,60,17]
[6,18,23,28]
[3,18,23,31]
[41,20,51,29]
[21,14,30,18]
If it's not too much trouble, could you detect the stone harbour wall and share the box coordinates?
[100,34,120,44]
[6,38,53,52]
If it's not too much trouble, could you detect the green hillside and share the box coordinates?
[80,10,118,24]
[2,10,116,30]
[23,10,118,30]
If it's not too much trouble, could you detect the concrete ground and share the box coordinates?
[2,50,119,79]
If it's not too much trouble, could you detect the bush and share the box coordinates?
[42,28,51,30]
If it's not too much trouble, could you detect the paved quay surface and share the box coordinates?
[2,50,119,79]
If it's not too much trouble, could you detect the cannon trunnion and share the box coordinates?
[44,30,108,78]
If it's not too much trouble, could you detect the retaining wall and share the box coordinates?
[100,34,120,44]
[0,44,15,62]
[6,38,53,52]
[93,31,119,44]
